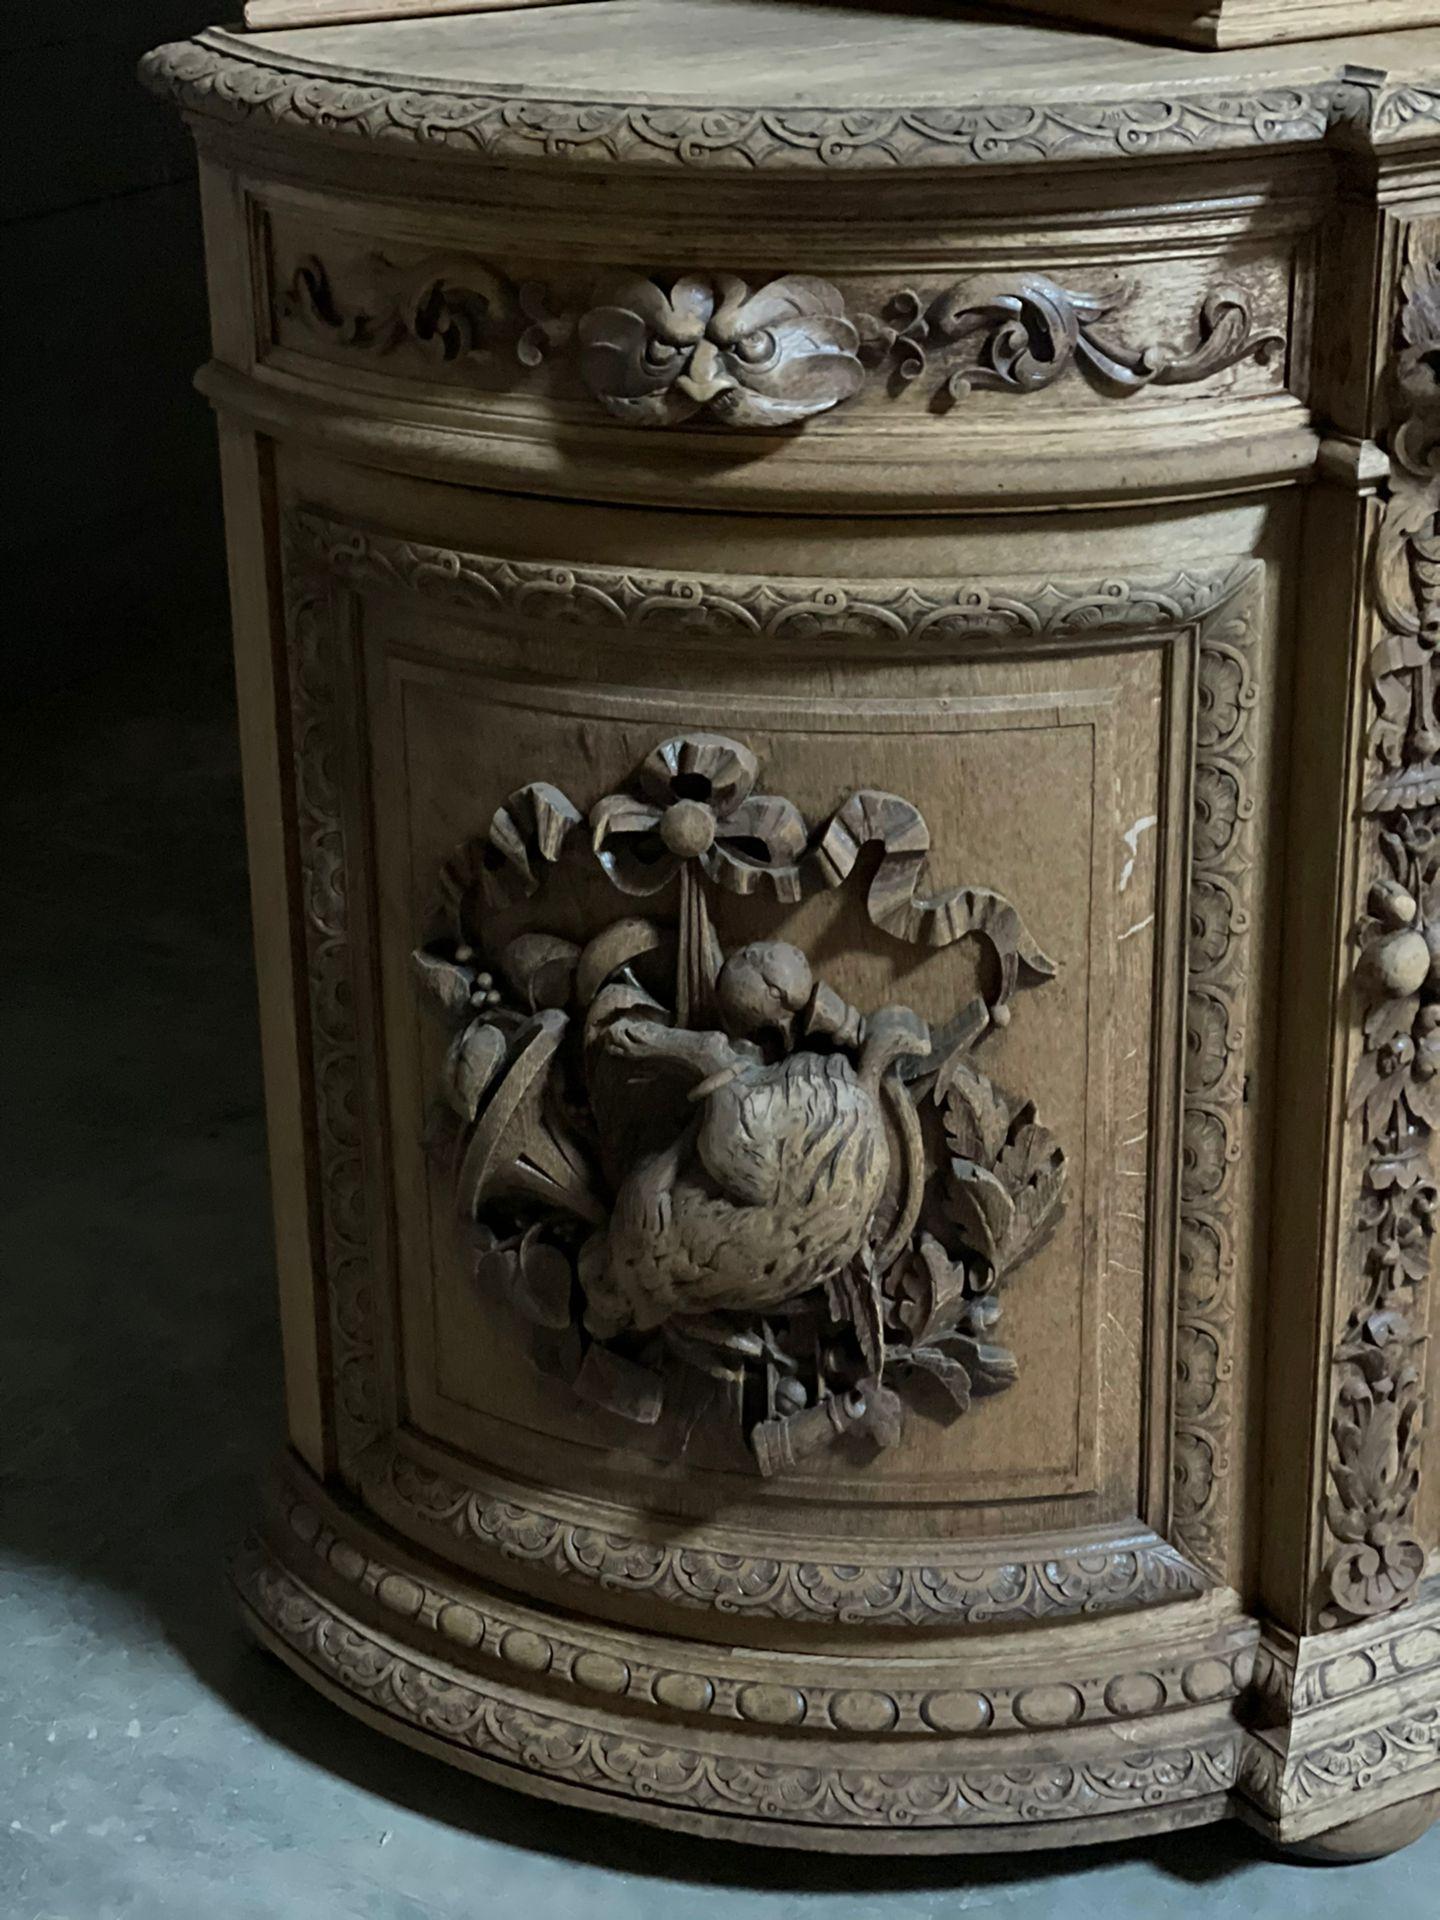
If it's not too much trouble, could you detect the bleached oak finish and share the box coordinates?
[244,0,588,29]
[143,2,1440,1859]
[977,0,1439,54]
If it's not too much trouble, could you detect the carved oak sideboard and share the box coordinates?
[142,3,1440,1860]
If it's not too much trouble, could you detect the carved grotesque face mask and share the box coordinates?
[577,272,866,427]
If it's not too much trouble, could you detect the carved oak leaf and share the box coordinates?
[577,272,863,429]
[891,1232,967,1346]
[944,1161,1015,1272]
[950,1333,1021,1396]
[826,1255,886,1378]
[443,1019,508,1124]
[906,1345,972,1412]
[937,1057,1013,1166]
[411,946,479,1019]
[995,1120,1068,1266]
[945,1105,1066,1280]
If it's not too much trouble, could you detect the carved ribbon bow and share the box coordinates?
[590,734,807,897]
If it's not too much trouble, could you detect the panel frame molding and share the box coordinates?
[278,504,1264,1627]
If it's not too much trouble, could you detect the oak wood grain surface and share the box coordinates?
[144,0,1440,1858]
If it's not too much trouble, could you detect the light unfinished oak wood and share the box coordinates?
[144,0,1440,1862]
[244,0,591,30]
[978,0,1439,53]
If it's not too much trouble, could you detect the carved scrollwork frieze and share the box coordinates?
[1240,1580,1440,1829]
[855,277,1282,403]
[285,563,382,1457]
[279,248,1282,430]
[1327,225,1440,1630]
[367,1443,1208,1626]
[144,36,1352,175]
[1174,586,1260,1579]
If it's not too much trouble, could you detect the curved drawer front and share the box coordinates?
[203,168,1323,510]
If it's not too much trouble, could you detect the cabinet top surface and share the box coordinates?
[143,1,1440,173]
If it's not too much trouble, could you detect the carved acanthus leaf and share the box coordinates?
[858,276,1282,402]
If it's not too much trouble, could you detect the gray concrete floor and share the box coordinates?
[3,641,1436,1920]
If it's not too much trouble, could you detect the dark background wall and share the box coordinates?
[4,3,228,697]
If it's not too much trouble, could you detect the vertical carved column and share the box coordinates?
[1239,214,1440,1857]
[1324,225,1440,1629]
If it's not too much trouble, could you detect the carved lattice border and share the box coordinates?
[280,509,1261,1609]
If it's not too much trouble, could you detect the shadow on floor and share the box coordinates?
[2,643,1273,1898]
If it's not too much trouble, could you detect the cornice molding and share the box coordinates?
[139,34,1439,178]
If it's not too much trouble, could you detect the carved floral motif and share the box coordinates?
[413,730,1065,1473]
[1328,225,1440,1627]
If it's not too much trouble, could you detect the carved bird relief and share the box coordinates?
[582,946,928,1336]
[414,731,1067,1472]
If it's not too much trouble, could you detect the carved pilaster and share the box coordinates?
[1322,223,1440,1629]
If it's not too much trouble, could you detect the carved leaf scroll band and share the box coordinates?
[236,1534,1239,1833]
[282,251,1281,431]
